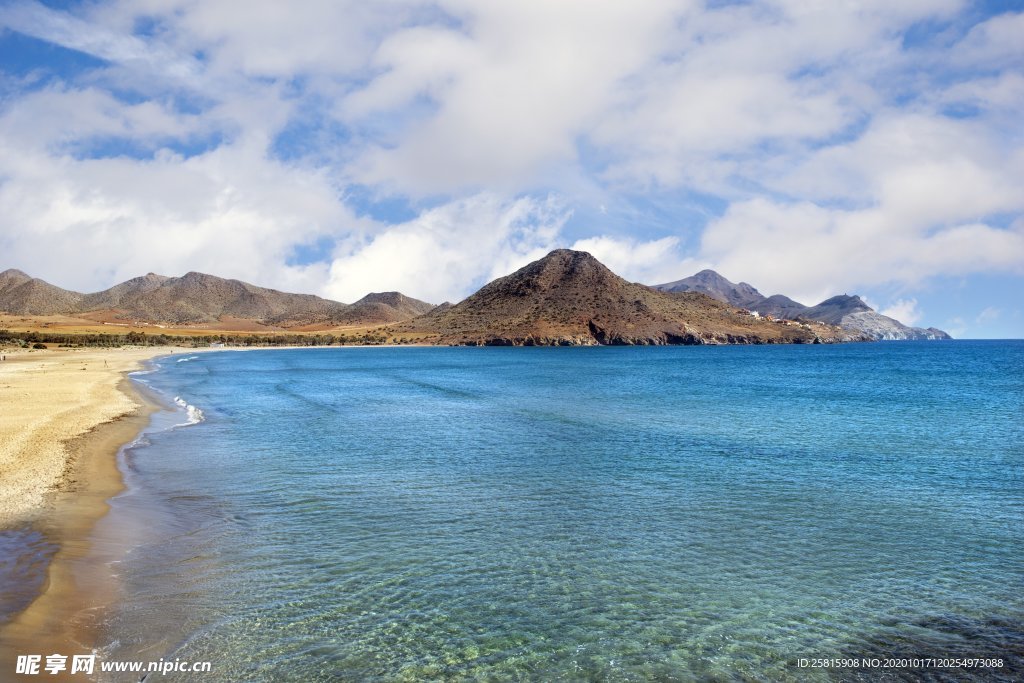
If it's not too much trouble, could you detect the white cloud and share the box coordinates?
[879,298,921,326]
[945,316,967,338]
[0,0,201,80]
[590,1,963,192]
[0,85,206,151]
[343,0,684,194]
[951,11,1024,68]
[81,0,415,80]
[975,306,1001,324]
[324,194,569,303]
[569,235,697,286]
[699,198,1024,305]
[693,92,1024,304]
[0,0,1020,329]
[773,112,1023,219]
[0,107,363,294]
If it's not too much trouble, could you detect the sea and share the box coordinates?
[93,342,1022,681]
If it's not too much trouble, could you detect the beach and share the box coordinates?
[0,347,180,526]
[0,346,188,675]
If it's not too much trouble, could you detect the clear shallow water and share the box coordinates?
[0,528,58,625]
[101,343,1023,681]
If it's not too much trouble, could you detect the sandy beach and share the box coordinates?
[0,347,178,526]
[0,346,189,678]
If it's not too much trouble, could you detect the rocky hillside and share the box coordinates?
[101,272,349,325]
[0,269,31,292]
[395,250,859,345]
[655,269,764,308]
[798,294,873,325]
[654,271,951,340]
[78,272,170,310]
[0,269,83,315]
[333,292,435,325]
[0,270,430,328]
[801,296,951,340]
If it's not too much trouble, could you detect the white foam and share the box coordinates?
[173,396,205,426]
[175,356,200,363]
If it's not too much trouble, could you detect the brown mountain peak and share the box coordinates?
[519,248,611,281]
[0,268,32,280]
[398,250,849,345]
[337,291,435,325]
[354,291,410,306]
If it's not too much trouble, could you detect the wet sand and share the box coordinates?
[0,347,186,679]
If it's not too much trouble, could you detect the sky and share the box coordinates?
[0,0,1021,338]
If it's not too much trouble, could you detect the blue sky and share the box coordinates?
[0,0,1021,337]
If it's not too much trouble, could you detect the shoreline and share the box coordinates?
[0,347,188,677]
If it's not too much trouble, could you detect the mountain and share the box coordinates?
[0,268,32,293]
[334,292,435,325]
[0,270,430,328]
[1,261,941,342]
[655,269,764,308]
[395,249,858,345]
[754,293,809,320]
[798,295,951,340]
[653,270,806,319]
[0,269,83,315]
[74,271,350,325]
[653,271,951,340]
[798,294,870,325]
[78,272,170,310]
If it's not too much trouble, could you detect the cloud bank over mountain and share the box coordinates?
[0,0,1021,336]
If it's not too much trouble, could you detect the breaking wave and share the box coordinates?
[173,397,205,426]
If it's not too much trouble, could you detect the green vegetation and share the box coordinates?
[0,329,393,348]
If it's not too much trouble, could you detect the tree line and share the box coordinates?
[0,329,396,348]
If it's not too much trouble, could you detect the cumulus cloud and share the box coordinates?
[0,0,201,80]
[0,0,1020,338]
[344,0,683,195]
[951,11,1024,68]
[879,299,922,327]
[324,194,568,303]
[569,235,697,287]
[699,198,1024,305]
[0,93,361,293]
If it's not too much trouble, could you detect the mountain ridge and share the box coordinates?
[3,257,936,343]
[0,270,432,328]
[395,250,860,345]
[0,270,84,316]
[653,271,951,340]
[330,291,436,325]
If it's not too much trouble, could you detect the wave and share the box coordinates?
[128,368,156,382]
[176,356,200,363]
[172,397,205,426]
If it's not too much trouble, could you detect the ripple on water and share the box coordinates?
[96,344,1024,681]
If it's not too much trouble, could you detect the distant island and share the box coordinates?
[0,250,949,347]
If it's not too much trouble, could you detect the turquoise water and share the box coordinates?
[103,343,1023,681]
